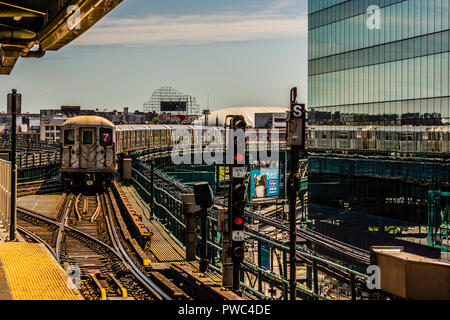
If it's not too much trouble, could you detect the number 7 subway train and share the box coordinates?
[60,115,287,188]
[59,116,220,187]
[60,115,196,187]
[60,116,449,187]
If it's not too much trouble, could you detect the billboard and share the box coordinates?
[160,101,187,112]
[215,166,230,180]
[250,169,280,200]
[255,113,274,129]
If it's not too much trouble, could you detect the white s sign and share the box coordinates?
[292,105,303,118]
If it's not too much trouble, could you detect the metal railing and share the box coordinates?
[0,159,13,240]
[18,163,60,183]
[0,139,59,152]
[131,157,368,300]
[16,150,60,168]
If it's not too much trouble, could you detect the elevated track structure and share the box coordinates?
[129,148,371,300]
[17,180,241,300]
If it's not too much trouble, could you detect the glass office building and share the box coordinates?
[307,1,449,256]
[308,0,449,125]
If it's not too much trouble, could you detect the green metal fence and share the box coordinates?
[131,156,367,300]
[18,163,59,182]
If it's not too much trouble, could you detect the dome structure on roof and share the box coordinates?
[196,106,288,128]
[61,115,114,127]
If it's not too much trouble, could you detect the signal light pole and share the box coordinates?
[287,88,306,300]
[227,115,247,293]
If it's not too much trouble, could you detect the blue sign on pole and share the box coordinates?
[250,169,280,200]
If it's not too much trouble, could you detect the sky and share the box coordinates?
[0,0,308,113]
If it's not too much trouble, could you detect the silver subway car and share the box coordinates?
[61,116,116,187]
[308,125,450,156]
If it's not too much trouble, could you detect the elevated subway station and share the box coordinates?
[0,0,449,302]
[0,123,449,300]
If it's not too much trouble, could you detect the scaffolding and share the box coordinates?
[143,86,201,116]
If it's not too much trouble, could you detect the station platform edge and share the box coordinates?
[0,242,83,300]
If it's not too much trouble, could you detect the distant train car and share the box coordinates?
[245,128,287,149]
[61,116,116,187]
[115,124,175,154]
[308,125,450,156]
[61,119,287,187]
[115,124,226,153]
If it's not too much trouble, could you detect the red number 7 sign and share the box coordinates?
[102,133,110,143]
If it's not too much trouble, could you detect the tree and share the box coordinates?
[152,116,160,123]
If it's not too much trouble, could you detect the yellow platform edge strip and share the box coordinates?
[0,243,84,300]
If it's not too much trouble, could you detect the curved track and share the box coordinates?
[152,165,371,266]
[17,196,171,300]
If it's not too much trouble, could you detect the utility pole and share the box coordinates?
[218,207,233,288]
[7,89,20,242]
[287,87,306,300]
[150,159,155,217]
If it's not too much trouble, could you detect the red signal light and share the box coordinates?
[234,217,244,226]
[235,154,244,162]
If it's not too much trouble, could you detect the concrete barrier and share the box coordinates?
[122,158,132,180]
[371,246,450,299]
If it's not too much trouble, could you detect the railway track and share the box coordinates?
[242,209,371,266]
[18,177,63,197]
[17,181,234,300]
[146,166,371,297]
[17,225,57,258]
[17,192,172,301]
[153,175,371,296]
[152,168,371,266]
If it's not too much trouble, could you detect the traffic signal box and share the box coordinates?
[229,116,247,284]
[230,179,245,262]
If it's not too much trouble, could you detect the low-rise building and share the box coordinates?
[40,113,69,142]
[0,113,41,142]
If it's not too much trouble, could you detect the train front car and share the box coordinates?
[61,116,116,188]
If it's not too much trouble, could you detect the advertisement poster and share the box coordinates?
[250,169,280,200]
[216,165,230,180]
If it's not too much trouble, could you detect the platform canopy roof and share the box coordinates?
[0,0,123,75]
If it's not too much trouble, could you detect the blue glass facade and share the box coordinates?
[308,0,450,123]
[307,1,450,256]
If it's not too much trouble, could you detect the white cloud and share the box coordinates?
[43,88,55,94]
[72,12,307,46]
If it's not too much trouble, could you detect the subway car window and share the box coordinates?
[64,129,75,145]
[83,130,93,145]
[100,128,113,146]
